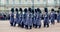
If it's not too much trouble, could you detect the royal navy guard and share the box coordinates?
[31,9,34,27]
[28,8,33,29]
[33,9,37,28]
[14,8,19,26]
[50,8,55,24]
[57,7,60,23]
[18,8,22,27]
[35,8,41,28]
[10,8,14,26]
[25,8,33,29]
[21,8,27,28]
[44,8,49,27]
[54,11,57,20]
[24,8,29,29]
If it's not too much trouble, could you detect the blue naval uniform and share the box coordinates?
[10,12,14,26]
[36,12,41,26]
[24,12,28,26]
[21,12,27,27]
[14,12,19,26]
[19,12,27,28]
[50,12,55,24]
[44,13,49,27]
[57,13,60,23]
[33,12,37,26]
[26,13,33,26]
[28,13,32,26]
[23,13,27,25]
[16,12,19,22]
[24,10,33,29]
[20,12,25,27]
[18,13,22,26]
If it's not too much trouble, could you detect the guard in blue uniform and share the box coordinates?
[25,8,33,29]
[21,8,27,28]
[35,8,41,28]
[44,8,49,28]
[18,8,22,27]
[50,9,55,24]
[28,8,33,29]
[57,7,60,23]
[33,9,37,28]
[54,11,57,20]
[10,8,14,26]
[14,8,19,26]
[31,9,35,27]
[24,8,28,29]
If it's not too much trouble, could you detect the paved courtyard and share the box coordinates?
[0,20,60,32]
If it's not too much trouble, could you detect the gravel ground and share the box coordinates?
[0,20,60,32]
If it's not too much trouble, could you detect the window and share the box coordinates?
[48,0,55,6]
[58,0,60,5]
[37,0,40,4]
[1,0,5,5]
[0,0,1,5]
[15,0,19,4]
[19,0,21,4]
[25,0,27,2]
[9,0,14,5]
[43,0,46,5]
[13,0,15,4]
[37,0,40,2]
[6,0,9,5]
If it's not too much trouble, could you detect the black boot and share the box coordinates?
[51,20,55,25]
[47,23,49,28]
[33,24,36,27]
[35,25,37,28]
[44,23,46,27]
[25,25,28,29]
[57,20,60,23]
[10,23,13,26]
[20,24,22,27]
[13,22,16,27]
[18,24,20,27]
[30,26,32,29]
[21,23,24,28]
[39,25,41,28]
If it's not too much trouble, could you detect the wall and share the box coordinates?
[0,0,60,13]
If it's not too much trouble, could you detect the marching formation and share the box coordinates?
[10,7,60,29]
